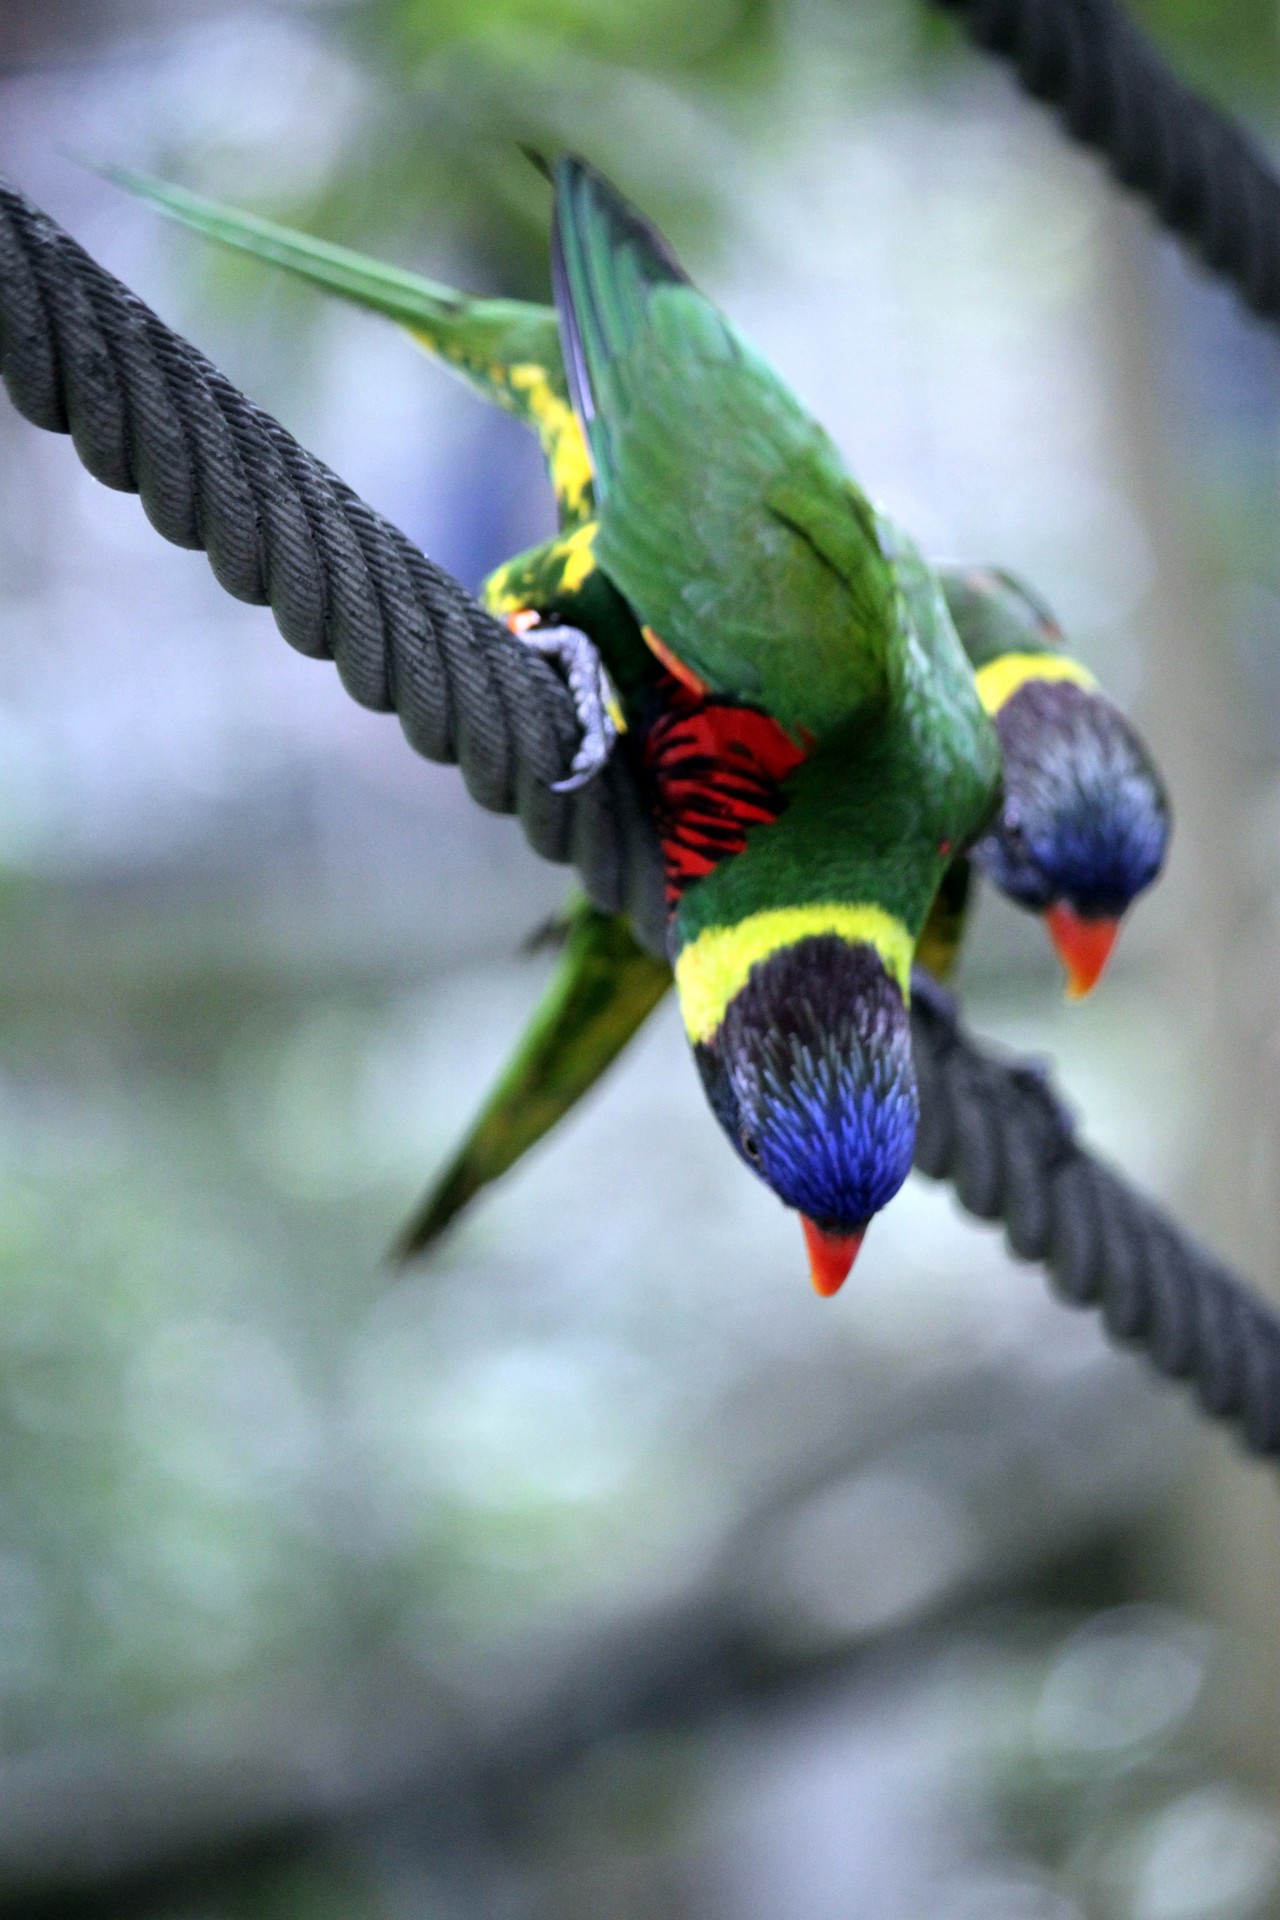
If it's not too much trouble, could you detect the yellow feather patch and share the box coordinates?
[507,363,594,520]
[408,327,464,366]
[404,334,594,520]
[480,561,523,616]
[974,650,1097,716]
[674,905,914,1045]
[554,520,599,594]
[915,897,962,984]
[479,521,600,615]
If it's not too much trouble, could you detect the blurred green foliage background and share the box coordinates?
[0,1,1275,1916]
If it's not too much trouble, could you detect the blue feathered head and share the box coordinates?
[693,937,917,1292]
[971,680,1170,994]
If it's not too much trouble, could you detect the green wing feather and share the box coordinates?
[393,899,671,1259]
[551,157,900,738]
[106,166,595,526]
[938,565,1065,669]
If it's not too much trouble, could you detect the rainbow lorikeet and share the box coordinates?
[120,159,1016,1289]
[115,166,1170,1002]
[393,557,1172,1258]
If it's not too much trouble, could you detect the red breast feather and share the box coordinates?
[641,675,807,906]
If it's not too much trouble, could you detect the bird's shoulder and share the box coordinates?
[592,371,902,740]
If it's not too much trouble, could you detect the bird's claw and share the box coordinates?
[517,619,619,792]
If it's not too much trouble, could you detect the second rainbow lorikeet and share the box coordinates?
[939,567,1169,997]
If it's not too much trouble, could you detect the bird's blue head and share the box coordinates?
[688,936,918,1293]
[970,678,1170,996]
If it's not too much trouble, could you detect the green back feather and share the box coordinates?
[550,157,900,739]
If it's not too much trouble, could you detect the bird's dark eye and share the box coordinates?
[740,1129,762,1164]
[1003,814,1028,854]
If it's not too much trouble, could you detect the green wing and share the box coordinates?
[394,899,671,1259]
[107,167,595,527]
[551,157,899,739]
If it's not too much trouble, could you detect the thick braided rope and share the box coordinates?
[911,978,1280,1456]
[932,0,1280,321]
[0,178,667,955]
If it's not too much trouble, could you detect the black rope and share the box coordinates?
[933,0,1280,322]
[911,976,1280,1456]
[0,177,667,955]
[3,176,1280,1458]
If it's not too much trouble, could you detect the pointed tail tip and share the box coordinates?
[386,1198,455,1267]
[802,1217,867,1298]
[517,144,554,183]
[386,1226,424,1267]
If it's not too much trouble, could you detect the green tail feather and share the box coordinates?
[106,165,596,526]
[392,899,671,1260]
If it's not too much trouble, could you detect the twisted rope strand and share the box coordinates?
[0,177,667,954]
[911,981,1280,1457]
[933,0,1280,321]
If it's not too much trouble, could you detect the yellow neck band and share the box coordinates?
[974,650,1097,716]
[674,904,913,1045]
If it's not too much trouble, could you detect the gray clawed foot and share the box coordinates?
[518,620,619,792]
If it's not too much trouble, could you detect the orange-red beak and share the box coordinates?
[1045,902,1121,1000]
[801,1216,866,1298]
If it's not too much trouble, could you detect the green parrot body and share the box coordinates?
[546,162,999,1025]
[119,163,1167,1268]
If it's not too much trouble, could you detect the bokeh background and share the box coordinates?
[0,2,1277,1915]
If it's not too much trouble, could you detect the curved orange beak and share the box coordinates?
[801,1216,866,1297]
[1045,902,1121,1000]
